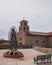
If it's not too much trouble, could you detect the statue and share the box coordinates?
[11,28,16,41]
[3,26,24,58]
[9,28,18,50]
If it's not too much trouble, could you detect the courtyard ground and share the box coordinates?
[0,49,52,65]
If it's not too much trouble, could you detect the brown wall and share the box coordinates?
[17,31,52,48]
[25,35,47,47]
[47,36,52,48]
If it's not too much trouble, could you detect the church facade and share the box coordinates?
[17,20,52,48]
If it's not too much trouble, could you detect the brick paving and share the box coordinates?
[0,49,52,65]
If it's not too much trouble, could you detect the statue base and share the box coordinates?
[3,50,24,58]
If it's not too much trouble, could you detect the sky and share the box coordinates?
[0,0,52,39]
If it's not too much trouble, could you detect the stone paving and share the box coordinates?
[0,49,52,65]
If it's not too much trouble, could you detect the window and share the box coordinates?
[27,27,28,30]
[20,43,22,45]
[36,40,38,43]
[24,23,27,26]
[20,37,22,41]
[24,27,25,30]
[42,41,45,43]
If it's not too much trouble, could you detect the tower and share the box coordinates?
[19,20,29,33]
[17,19,30,45]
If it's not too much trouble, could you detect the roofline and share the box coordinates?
[26,31,52,36]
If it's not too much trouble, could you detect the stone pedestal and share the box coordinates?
[3,49,24,58]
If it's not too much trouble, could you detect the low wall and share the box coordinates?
[0,45,9,49]
[34,46,52,54]
[0,45,33,49]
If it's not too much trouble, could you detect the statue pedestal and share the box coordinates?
[3,49,24,58]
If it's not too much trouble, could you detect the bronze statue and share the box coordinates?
[9,28,17,50]
[3,26,24,58]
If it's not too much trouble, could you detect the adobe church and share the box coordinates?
[17,20,52,48]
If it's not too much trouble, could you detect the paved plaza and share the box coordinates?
[0,49,52,65]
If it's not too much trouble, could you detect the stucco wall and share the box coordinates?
[25,35,47,47]
[47,36,52,48]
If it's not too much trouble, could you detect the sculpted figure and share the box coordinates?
[3,26,24,58]
[11,29,16,41]
[9,28,17,50]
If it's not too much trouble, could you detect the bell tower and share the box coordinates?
[19,19,29,33]
[18,19,30,45]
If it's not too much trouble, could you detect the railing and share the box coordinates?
[34,54,52,64]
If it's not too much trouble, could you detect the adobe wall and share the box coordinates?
[25,35,47,47]
[47,36,52,48]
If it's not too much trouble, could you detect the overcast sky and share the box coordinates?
[0,0,52,39]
